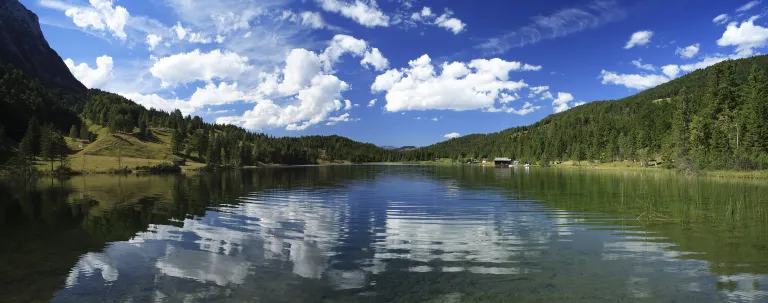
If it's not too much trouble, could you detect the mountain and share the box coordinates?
[402,55,768,170]
[0,0,85,93]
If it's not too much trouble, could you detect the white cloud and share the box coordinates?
[119,92,196,115]
[737,1,761,12]
[361,48,390,71]
[187,32,212,44]
[57,0,129,40]
[675,43,700,58]
[321,35,390,71]
[431,117,439,121]
[146,34,162,50]
[371,55,537,112]
[552,92,575,113]
[217,75,349,130]
[317,0,390,28]
[717,18,768,55]
[433,10,466,34]
[713,14,729,24]
[326,113,359,125]
[478,1,626,54]
[149,49,251,86]
[624,30,653,49]
[661,64,681,78]
[279,10,329,29]
[500,92,520,103]
[408,6,466,34]
[172,22,187,39]
[212,10,261,33]
[189,82,255,107]
[528,86,553,100]
[508,102,541,115]
[64,55,114,88]
[443,132,461,139]
[631,58,656,71]
[368,99,376,107]
[599,70,669,90]
[216,35,385,131]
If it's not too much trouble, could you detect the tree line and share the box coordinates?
[3,55,768,171]
[400,56,768,170]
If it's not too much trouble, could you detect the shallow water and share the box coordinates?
[1,165,768,302]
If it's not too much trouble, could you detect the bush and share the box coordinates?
[134,162,181,173]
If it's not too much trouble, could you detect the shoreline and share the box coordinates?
[5,156,768,180]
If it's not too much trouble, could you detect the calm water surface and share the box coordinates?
[1,165,768,302]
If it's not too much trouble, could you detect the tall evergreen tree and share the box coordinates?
[744,64,768,154]
[69,125,78,139]
[27,118,41,156]
[671,88,693,164]
[19,130,33,159]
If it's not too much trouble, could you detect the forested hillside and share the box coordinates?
[402,55,768,171]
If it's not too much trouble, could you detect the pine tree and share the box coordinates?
[19,130,33,159]
[80,125,89,140]
[27,118,41,155]
[40,124,56,171]
[69,125,78,139]
[744,64,768,154]
[671,88,692,164]
[139,114,148,139]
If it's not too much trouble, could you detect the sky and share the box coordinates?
[21,0,768,147]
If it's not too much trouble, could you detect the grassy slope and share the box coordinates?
[34,121,205,173]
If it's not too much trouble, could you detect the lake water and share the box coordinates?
[2,165,768,302]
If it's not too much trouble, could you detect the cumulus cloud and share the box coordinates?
[189,82,256,107]
[326,113,359,125]
[444,132,461,139]
[552,92,575,113]
[631,58,656,71]
[146,34,162,50]
[172,22,187,40]
[217,75,349,130]
[713,14,729,24]
[410,7,466,34]
[717,18,768,56]
[675,43,700,58]
[321,35,390,71]
[528,86,553,100]
[508,102,542,115]
[661,64,681,78]
[216,35,385,131]
[64,55,114,88]
[53,0,130,40]
[317,0,389,28]
[624,30,653,49]
[599,70,669,90]
[149,49,251,86]
[500,92,520,103]
[119,92,196,115]
[368,99,376,107]
[737,1,761,12]
[371,55,538,112]
[171,22,213,44]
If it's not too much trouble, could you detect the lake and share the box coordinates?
[1,165,768,302]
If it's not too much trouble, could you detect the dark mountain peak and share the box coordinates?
[0,0,86,92]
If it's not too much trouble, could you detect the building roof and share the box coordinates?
[494,158,512,161]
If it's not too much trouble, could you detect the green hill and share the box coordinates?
[400,55,768,171]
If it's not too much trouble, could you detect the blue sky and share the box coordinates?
[22,0,768,146]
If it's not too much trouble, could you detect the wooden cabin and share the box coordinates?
[494,158,512,167]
